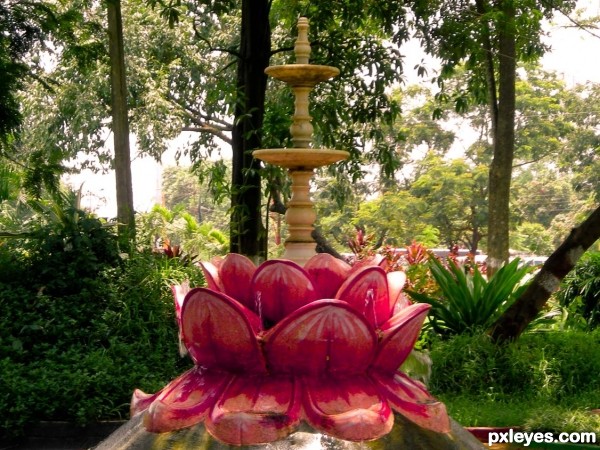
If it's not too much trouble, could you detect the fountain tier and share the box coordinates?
[253,17,348,265]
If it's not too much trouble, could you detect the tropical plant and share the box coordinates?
[407,258,533,337]
[131,253,449,445]
[557,251,600,330]
[136,204,228,260]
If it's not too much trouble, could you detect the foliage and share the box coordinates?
[162,164,230,227]
[0,214,204,438]
[410,153,488,253]
[510,221,554,256]
[557,252,600,330]
[429,331,600,435]
[407,258,533,337]
[430,331,600,400]
[136,204,228,260]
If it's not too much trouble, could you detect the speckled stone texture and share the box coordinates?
[94,413,484,450]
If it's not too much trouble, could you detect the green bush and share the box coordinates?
[557,251,600,330]
[429,331,600,399]
[428,331,600,433]
[407,258,533,337]
[0,210,204,439]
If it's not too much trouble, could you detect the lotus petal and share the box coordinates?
[303,375,393,441]
[206,375,301,445]
[370,370,450,433]
[143,367,231,433]
[199,261,224,292]
[251,260,318,324]
[219,253,256,310]
[210,255,224,268]
[350,254,385,273]
[335,266,391,327]
[304,253,352,299]
[131,389,161,417]
[181,288,266,373]
[386,271,407,312]
[373,303,431,373]
[264,300,376,375]
[171,281,191,322]
[393,293,413,313]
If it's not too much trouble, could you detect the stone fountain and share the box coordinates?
[253,16,348,266]
[94,18,484,450]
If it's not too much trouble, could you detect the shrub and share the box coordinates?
[429,330,600,401]
[0,210,204,438]
[407,258,532,337]
[557,251,600,330]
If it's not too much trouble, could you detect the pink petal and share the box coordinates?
[206,375,301,445]
[199,261,224,292]
[143,367,231,432]
[210,255,224,268]
[264,300,377,375]
[304,253,352,299]
[350,254,385,273]
[335,266,391,327]
[303,375,394,441]
[251,260,317,324]
[386,271,407,312]
[394,292,413,313]
[181,288,266,373]
[370,370,450,433]
[171,281,191,324]
[131,389,161,417]
[373,303,431,373]
[218,253,257,310]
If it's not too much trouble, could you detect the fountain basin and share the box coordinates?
[265,64,339,86]
[253,148,348,169]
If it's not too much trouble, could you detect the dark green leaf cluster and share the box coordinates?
[557,251,600,330]
[0,201,206,438]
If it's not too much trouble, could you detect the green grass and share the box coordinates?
[428,331,600,441]
[440,392,600,432]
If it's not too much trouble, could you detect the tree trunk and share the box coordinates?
[490,205,600,343]
[486,1,516,275]
[229,0,271,262]
[107,0,135,248]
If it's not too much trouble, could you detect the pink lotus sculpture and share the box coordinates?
[130,253,450,446]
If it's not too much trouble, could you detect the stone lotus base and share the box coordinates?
[94,413,484,450]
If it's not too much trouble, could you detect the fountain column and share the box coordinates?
[253,17,349,265]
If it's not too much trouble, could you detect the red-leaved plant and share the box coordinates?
[131,253,449,445]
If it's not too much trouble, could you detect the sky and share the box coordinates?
[64,1,600,218]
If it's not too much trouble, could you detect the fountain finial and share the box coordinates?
[294,17,310,64]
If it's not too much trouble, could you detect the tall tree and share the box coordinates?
[107,0,135,245]
[229,0,271,261]
[409,0,576,273]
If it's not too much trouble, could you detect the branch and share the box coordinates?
[556,8,600,40]
[269,45,294,57]
[313,227,345,260]
[181,126,232,144]
[192,20,241,58]
[489,205,600,343]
